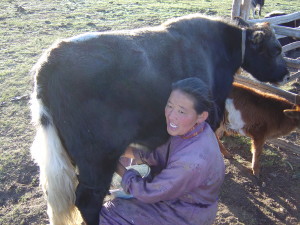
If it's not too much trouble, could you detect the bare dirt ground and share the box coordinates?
[215,133,300,225]
[0,1,299,224]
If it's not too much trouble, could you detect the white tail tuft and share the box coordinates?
[31,97,83,225]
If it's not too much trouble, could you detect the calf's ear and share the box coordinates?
[283,109,300,120]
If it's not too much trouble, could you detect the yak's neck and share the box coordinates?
[220,24,247,73]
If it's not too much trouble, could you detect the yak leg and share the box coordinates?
[56,100,139,224]
[69,109,137,224]
[251,137,265,177]
[75,150,121,225]
[75,182,106,225]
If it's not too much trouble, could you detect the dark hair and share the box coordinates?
[172,77,219,127]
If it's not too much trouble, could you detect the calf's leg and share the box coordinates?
[216,134,233,159]
[251,137,265,177]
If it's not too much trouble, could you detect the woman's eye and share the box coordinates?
[179,110,185,114]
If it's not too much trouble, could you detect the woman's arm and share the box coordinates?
[122,140,171,167]
[121,157,208,204]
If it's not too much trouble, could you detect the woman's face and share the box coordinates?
[165,89,207,136]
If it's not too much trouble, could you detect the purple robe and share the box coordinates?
[100,122,225,225]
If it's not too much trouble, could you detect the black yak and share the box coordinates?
[30,14,288,224]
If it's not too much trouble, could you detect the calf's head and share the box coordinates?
[284,105,300,129]
[242,22,289,83]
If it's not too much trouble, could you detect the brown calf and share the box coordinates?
[216,82,300,177]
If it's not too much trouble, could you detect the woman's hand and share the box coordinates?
[116,162,127,177]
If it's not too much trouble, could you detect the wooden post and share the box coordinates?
[231,0,242,19]
[231,0,251,20]
[234,75,300,105]
[240,0,251,20]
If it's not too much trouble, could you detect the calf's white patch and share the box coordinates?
[225,98,246,135]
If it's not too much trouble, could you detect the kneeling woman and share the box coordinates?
[100,77,225,225]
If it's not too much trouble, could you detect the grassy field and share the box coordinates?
[1,0,300,224]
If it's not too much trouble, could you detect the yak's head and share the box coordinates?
[237,18,289,84]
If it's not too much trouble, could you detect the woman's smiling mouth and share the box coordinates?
[170,122,178,128]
